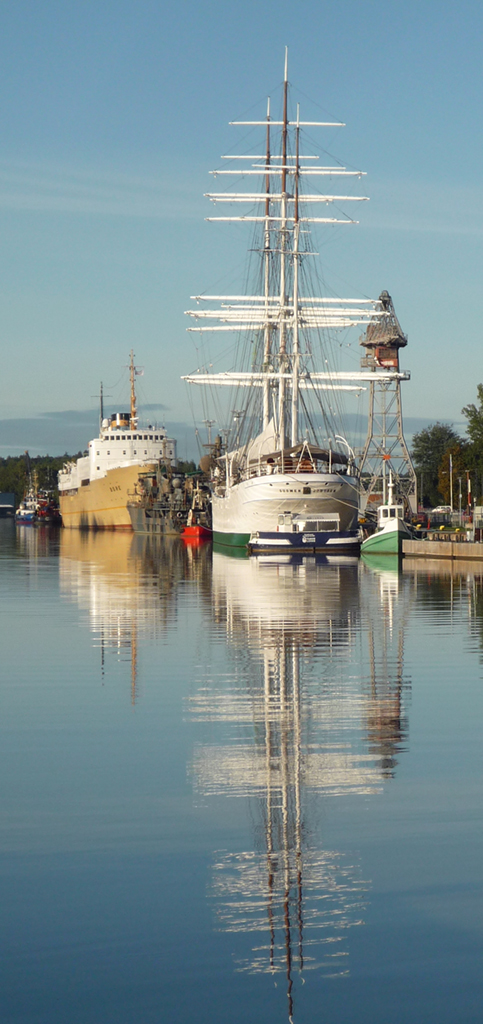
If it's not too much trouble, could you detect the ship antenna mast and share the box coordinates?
[291,102,301,445]
[262,95,272,429]
[278,46,289,451]
[129,349,138,429]
[92,381,111,432]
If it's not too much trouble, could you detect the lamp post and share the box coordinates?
[449,453,453,514]
[458,477,462,525]
[203,419,216,447]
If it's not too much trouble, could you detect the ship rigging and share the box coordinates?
[182,51,409,552]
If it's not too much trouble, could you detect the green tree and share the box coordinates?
[463,384,483,447]
[411,422,462,507]
[0,453,77,506]
[462,385,483,502]
[176,460,197,475]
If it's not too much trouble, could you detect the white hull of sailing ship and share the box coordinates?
[58,353,177,529]
[212,472,359,551]
[184,53,396,553]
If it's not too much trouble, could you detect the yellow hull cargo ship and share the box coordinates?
[58,352,177,530]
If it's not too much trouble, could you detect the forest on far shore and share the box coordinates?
[0,454,198,507]
[0,454,76,506]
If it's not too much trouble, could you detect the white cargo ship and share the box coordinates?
[58,352,177,529]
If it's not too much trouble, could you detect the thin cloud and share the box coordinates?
[0,158,205,219]
[367,177,483,237]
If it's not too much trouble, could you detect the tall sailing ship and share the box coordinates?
[184,53,389,554]
[58,352,177,529]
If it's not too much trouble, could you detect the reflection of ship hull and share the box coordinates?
[361,552,400,573]
[59,463,157,530]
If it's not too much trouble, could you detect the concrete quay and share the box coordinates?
[403,537,483,561]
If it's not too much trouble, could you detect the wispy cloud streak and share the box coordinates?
[0,159,204,219]
[367,177,483,237]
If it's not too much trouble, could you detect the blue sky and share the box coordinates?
[0,0,481,455]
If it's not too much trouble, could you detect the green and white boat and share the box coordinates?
[361,477,412,556]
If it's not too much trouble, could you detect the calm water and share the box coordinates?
[1,521,483,1023]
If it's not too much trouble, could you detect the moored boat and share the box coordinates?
[180,481,212,540]
[128,467,211,537]
[15,490,38,524]
[127,464,190,535]
[36,490,62,525]
[58,352,177,529]
[182,524,212,540]
[360,476,412,555]
[15,454,61,525]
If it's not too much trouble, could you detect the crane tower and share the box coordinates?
[358,291,417,515]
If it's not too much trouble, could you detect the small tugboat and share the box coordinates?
[36,490,62,525]
[16,454,40,524]
[15,488,38,524]
[16,487,62,526]
[181,482,212,541]
[360,474,412,556]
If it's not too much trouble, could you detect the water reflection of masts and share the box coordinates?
[362,564,412,776]
[131,623,137,706]
[264,637,302,1019]
[193,557,382,1011]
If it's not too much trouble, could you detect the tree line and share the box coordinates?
[412,383,483,508]
[0,454,198,507]
[0,454,75,506]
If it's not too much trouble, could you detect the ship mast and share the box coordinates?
[277,48,289,451]
[129,349,138,430]
[291,104,301,446]
[183,55,411,450]
[263,97,272,430]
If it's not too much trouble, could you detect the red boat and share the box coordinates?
[180,483,212,542]
[181,523,212,540]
